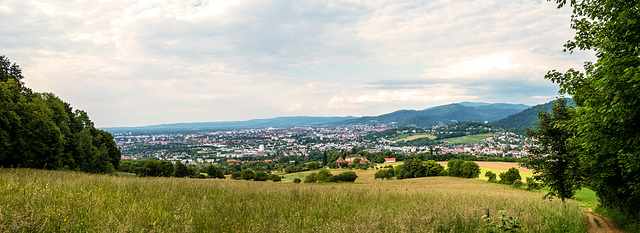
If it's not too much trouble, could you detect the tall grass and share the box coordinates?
[0,168,586,232]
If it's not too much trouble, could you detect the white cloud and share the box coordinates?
[0,0,595,127]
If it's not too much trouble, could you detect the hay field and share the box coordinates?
[0,168,586,232]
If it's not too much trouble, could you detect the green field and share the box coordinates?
[440,133,497,144]
[390,133,436,142]
[0,168,588,232]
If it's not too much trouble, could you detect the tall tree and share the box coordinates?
[547,0,640,218]
[522,98,581,202]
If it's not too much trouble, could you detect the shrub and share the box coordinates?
[268,174,281,182]
[460,161,481,178]
[336,171,358,182]
[240,169,255,181]
[485,171,497,182]
[501,168,522,185]
[317,169,333,182]
[293,178,301,183]
[374,169,393,180]
[526,177,541,190]
[304,172,317,183]
[231,171,241,180]
[253,171,269,181]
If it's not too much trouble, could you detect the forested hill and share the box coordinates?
[340,102,530,127]
[0,55,120,173]
[491,98,574,130]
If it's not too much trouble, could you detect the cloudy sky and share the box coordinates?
[0,0,594,127]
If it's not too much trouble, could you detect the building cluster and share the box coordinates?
[114,126,532,164]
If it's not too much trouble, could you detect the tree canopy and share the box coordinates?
[545,0,640,220]
[0,55,120,173]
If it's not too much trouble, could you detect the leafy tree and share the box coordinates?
[375,169,393,180]
[205,164,225,179]
[522,98,581,202]
[460,161,481,178]
[317,169,333,182]
[173,161,189,177]
[240,169,255,180]
[304,172,317,183]
[352,158,361,165]
[447,159,464,177]
[231,171,241,180]
[423,160,444,177]
[322,151,328,166]
[306,161,319,170]
[500,168,521,185]
[546,0,640,219]
[485,171,497,182]
[293,178,301,183]
[254,171,269,181]
[268,174,282,182]
[335,171,358,182]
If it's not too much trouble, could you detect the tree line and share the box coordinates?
[523,1,640,230]
[0,56,120,173]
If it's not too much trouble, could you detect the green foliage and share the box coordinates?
[292,178,301,183]
[231,171,241,180]
[485,171,497,182]
[522,98,581,202]
[316,169,333,182]
[173,161,189,178]
[374,169,393,180]
[335,171,358,182]
[205,164,225,179]
[460,161,481,178]
[482,210,521,233]
[268,174,282,182]
[546,0,640,222]
[500,168,521,185]
[240,169,255,180]
[447,159,465,177]
[304,172,317,183]
[0,55,120,173]
[253,171,269,181]
[526,177,541,191]
[305,162,319,170]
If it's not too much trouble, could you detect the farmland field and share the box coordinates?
[0,168,587,232]
[439,133,497,144]
[391,133,437,142]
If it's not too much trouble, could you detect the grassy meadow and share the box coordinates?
[440,133,497,144]
[391,133,437,142]
[0,167,588,232]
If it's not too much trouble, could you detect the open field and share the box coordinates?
[439,133,497,144]
[0,168,587,232]
[391,133,437,142]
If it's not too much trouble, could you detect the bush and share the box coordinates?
[293,178,301,183]
[336,171,358,182]
[268,174,281,182]
[526,177,541,190]
[304,172,317,183]
[231,171,241,180]
[240,169,255,181]
[460,161,481,178]
[253,171,269,181]
[500,168,521,185]
[374,169,393,180]
[485,171,497,182]
[317,169,333,182]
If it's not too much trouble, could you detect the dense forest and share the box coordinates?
[0,55,120,173]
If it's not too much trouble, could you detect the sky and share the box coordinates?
[0,0,595,128]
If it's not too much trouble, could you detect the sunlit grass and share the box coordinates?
[0,168,587,232]
[391,133,436,142]
[440,132,497,144]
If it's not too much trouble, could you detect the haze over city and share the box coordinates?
[0,0,594,127]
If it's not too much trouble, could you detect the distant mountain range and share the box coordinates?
[339,102,530,127]
[103,116,357,134]
[102,100,571,134]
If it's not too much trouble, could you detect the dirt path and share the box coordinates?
[585,208,625,233]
